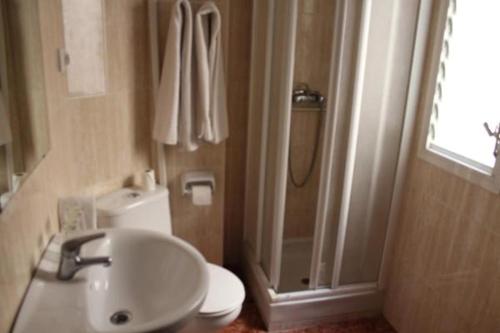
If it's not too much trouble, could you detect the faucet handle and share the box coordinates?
[61,232,106,255]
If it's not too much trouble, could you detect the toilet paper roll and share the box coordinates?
[142,169,156,192]
[191,185,212,206]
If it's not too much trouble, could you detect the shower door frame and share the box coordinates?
[248,0,299,290]
[245,0,424,302]
[249,0,381,296]
[307,0,349,290]
[244,0,432,330]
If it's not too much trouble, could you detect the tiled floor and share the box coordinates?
[223,303,396,333]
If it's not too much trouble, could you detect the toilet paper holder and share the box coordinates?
[181,171,215,196]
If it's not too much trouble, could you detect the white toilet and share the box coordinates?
[96,187,245,332]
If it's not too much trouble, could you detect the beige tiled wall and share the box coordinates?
[0,1,252,331]
[155,0,252,267]
[223,0,252,268]
[384,125,500,331]
[155,0,235,265]
[148,0,254,269]
[0,1,152,331]
[0,0,256,329]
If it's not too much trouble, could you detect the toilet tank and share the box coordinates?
[96,187,172,236]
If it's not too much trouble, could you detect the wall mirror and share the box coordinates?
[0,0,50,212]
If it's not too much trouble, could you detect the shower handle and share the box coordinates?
[292,83,325,105]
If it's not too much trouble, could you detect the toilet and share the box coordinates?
[96,187,245,332]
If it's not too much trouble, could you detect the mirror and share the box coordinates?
[0,0,50,212]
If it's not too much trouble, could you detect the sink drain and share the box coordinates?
[110,310,132,325]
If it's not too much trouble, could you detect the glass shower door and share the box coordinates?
[278,0,336,293]
[248,0,419,296]
[258,0,298,289]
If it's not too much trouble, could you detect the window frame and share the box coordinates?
[416,0,500,193]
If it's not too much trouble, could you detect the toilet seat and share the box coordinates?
[198,264,245,318]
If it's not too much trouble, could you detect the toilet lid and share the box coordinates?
[198,263,245,317]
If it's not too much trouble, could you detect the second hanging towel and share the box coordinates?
[194,1,228,144]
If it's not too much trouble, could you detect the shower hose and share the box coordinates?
[288,100,324,188]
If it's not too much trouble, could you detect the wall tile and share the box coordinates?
[0,1,152,332]
[384,122,500,332]
[0,1,254,332]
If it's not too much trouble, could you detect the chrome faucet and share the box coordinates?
[57,232,112,281]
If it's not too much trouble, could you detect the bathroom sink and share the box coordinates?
[12,228,209,333]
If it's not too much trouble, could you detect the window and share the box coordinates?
[420,0,500,192]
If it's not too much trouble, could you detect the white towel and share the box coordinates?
[154,0,198,151]
[194,2,228,144]
[0,91,12,146]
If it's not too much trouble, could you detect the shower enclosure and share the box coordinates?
[243,0,420,330]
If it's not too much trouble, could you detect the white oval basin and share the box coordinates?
[12,229,209,333]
